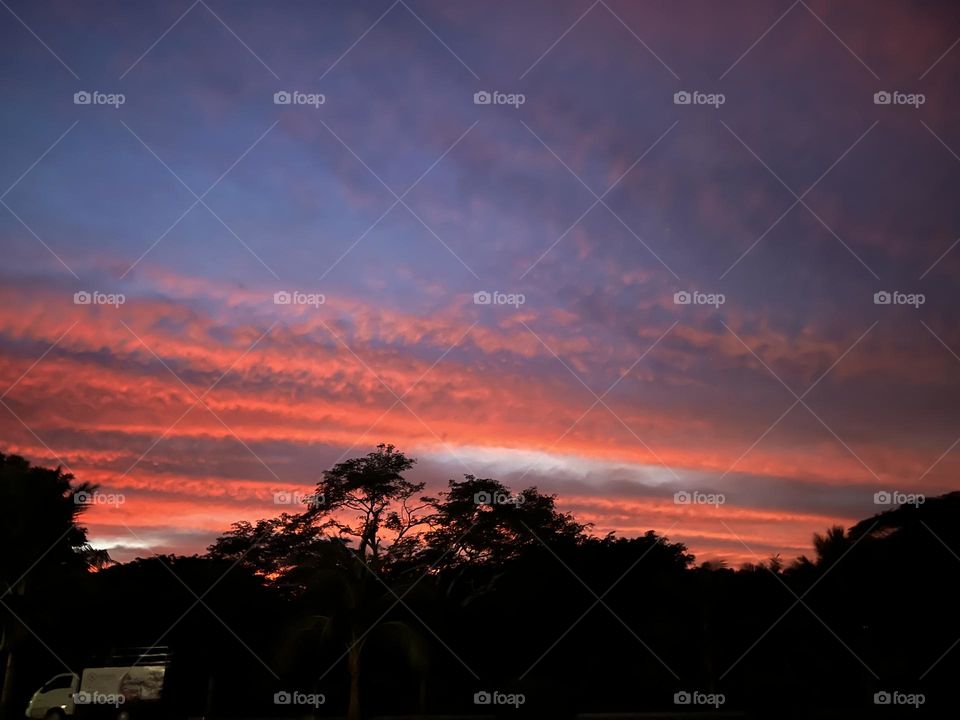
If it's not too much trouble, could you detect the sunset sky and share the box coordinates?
[2,0,960,565]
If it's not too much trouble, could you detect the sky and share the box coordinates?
[2,0,960,565]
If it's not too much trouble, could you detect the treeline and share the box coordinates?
[2,447,959,718]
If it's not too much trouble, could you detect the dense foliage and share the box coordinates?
[2,447,958,718]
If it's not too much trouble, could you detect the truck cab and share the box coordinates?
[25,673,79,719]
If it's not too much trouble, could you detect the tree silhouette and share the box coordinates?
[423,476,587,565]
[309,444,430,572]
[811,524,849,565]
[0,453,106,714]
[209,445,431,720]
[7,448,960,718]
[268,539,430,720]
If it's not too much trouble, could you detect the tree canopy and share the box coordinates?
[5,448,960,718]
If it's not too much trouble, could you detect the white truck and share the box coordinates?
[25,650,168,720]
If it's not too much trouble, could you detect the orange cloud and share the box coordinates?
[1,269,956,564]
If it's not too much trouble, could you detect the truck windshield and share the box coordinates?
[41,675,74,692]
